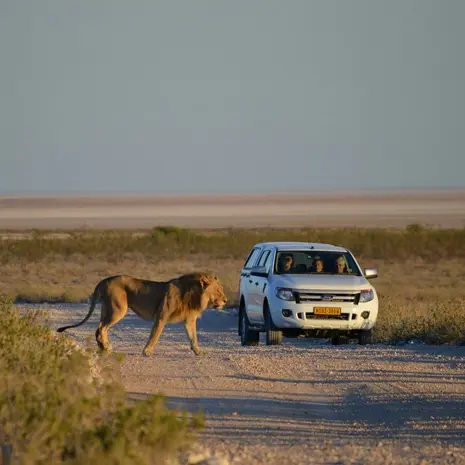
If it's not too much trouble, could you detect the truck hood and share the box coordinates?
[273,274,370,291]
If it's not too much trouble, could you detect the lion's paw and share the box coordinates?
[142,348,153,357]
[191,347,202,356]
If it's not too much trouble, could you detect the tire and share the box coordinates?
[240,308,259,346]
[238,302,243,336]
[264,305,283,346]
[359,329,373,345]
[331,334,348,345]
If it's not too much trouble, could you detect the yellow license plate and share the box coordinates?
[314,307,341,316]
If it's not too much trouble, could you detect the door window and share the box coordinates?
[243,247,261,269]
[257,250,270,268]
[263,251,274,274]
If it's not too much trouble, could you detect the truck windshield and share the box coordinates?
[274,251,361,276]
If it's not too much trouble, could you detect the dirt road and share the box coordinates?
[36,304,465,464]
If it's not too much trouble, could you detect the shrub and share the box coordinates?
[0,299,203,465]
[374,297,465,344]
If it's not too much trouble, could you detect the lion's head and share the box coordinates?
[199,274,228,310]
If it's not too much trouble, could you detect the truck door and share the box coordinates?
[240,246,262,313]
[248,249,271,322]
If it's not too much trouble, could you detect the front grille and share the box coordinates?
[304,312,350,321]
[294,290,359,304]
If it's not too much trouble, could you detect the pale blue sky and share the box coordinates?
[1,0,464,194]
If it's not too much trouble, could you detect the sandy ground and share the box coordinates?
[2,190,465,229]
[28,303,465,465]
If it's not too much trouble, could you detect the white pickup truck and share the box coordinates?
[238,241,379,346]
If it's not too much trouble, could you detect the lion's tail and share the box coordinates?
[57,284,101,333]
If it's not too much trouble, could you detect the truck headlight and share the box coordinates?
[276,288,295,301]
[359,289,374,303]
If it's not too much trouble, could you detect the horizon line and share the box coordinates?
[1,186,465,199]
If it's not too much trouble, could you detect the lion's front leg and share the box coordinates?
[142,315,166,357]
[184,316,201,355]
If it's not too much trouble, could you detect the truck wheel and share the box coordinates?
[240,308,259,346]
[359,329,373,345]
[264,305,283,346]
[238,302,244,336]
[331,334,348,345]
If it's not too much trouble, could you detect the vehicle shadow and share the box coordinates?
[218,366,465,445]
[127,389,465,445]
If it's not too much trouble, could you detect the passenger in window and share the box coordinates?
[278,254,294,273]
[335,256,347,273]
[315,258,324,273]
[309,256,324,273]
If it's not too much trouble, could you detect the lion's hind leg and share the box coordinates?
[95,297,128,352]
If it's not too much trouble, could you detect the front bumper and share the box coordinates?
[269,298,378,331]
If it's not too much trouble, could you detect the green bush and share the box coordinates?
[0,299,203,465]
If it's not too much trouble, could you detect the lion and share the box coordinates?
[57,272,228,356]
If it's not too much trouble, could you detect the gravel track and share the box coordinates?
[27,303,465,465]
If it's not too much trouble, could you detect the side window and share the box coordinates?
[257,250,270,267]
[243,247,261,269]
[263,251,274,274]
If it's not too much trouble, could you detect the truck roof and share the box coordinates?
[253,241,348,253]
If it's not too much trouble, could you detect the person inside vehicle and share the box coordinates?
[315,258,324,273]
[335,255,347,273]
[308,256,324,273]
[278,253,294,273]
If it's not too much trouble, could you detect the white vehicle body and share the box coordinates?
[238,241,379,345]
